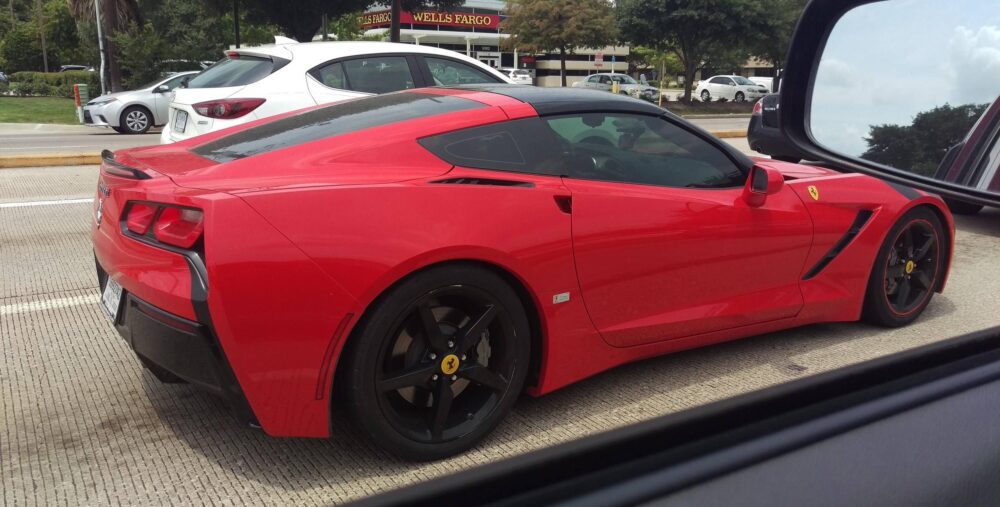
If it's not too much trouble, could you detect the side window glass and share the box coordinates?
[312,61,347,89]
[710,77,726,84]
[342,57,414,94]
[418,118,565,175]
[425,57,501,86]
[543,113,745,188]
[589,75,600,83]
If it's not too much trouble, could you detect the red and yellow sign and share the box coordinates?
[361,10,501,29]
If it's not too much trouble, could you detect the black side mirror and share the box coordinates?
[779,0,999,210]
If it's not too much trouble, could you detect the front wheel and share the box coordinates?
[700,90,711,102]
[343,264,530,460]
[119,106,151,134]
[862,207,946,327]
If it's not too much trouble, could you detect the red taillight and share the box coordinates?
[154,207,205,249]
[192,98,265,119]
[125,202,204,250]
[752,100,763,115]
[125,203,157,235]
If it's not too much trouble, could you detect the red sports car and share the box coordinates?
[92,85,954,460]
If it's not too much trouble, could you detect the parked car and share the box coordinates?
[499,67,533,85]
[748,93,805,162]
[160,41,512,144]
[59,64,94,72]
[572,72,659,102]
[95,85,953,460]
[695,75,770,102]
[748,76,774,91]
[83,71,199,134]
[0,70,8,83]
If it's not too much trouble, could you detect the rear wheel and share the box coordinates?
[862,208,945,327]
[700,90,711,102]
[343,264,530,460]
[735,92,745,102]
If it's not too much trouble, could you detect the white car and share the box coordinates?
[500,67,533,85]
[161,41,512,144]
[572,73,659,102]
[695,75,770,102]
[83,71,198,134]
[748,76,774,92]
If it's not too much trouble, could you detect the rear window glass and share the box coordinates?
[192,93,483,163]
[186,55,286,88]
[418,118,566,175]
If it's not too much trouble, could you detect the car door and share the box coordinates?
[417,56,505,86]
[151,74,191,124]
[548,113,813,347]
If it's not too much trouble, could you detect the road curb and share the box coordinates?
[0,153,102,168]
[0,129,748,168]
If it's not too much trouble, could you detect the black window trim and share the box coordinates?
[540,110,752,189]
[306,53,425,94]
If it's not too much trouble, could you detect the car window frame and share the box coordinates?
[307,53,424,94]
[548,112,750,190]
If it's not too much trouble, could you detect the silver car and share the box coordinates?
[83,71,198,134]
[572,72,660,102]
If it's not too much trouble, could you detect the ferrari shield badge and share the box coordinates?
[807,185,820,201]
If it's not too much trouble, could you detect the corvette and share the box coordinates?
[92,85,954,460]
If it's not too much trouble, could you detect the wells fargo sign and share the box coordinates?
[361,10,501,29]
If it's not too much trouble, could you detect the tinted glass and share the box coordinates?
[419,118,566,175]
[193,93,482,163]
[426,57,502,86]
[544,114,745,188]
[710,77,729,84]
[342,56,414,94]
[161,74,191,91]
[733,76,756,86]
[186,56,281,88]
[311,61,347,89]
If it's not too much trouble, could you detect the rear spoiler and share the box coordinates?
[101,149,151,180]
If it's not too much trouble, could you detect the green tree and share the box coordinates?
[69,0,142,91]
[502,0,618,87]
[619,0,769,101]
[387,0,463,42]
[1,23,41,71]
[325,11,383,41]
[110,21,165,88]
[205,0,369,44]
[747,0,807,92]
[863,103,988,176]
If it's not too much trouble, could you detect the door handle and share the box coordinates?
[554,195,572,214]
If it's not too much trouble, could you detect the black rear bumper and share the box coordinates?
[747,115,804,160]
[96,260,259,428]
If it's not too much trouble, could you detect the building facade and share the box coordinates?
[362,0,628,87]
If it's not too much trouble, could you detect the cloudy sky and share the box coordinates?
[810,0,1000,156]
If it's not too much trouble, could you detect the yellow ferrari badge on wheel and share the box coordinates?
[440,354,460,375]
[807,185,820,201]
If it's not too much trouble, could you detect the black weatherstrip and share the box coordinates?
[885,181,921,200]
[803,210,874,280]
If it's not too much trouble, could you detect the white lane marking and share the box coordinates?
[1,293,99,316]
[0,198,93,208]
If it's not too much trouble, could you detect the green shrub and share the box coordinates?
[9,71,101,97]
[0,82,9,95]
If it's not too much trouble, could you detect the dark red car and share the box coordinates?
[92,85,954,460]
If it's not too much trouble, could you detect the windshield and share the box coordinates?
[185,55,284,88]
[733,76,756,85]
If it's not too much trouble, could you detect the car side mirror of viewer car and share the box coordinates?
[779,0,1000,210]
[743,165,785,207]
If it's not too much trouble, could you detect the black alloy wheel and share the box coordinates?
[343,265,529,460]
[863,208,945,327]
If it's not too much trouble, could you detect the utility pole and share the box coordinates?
[321,13,328,41]
[232,0,241,48]
[390,0,401,42]
[36,0,48,72]
[95,0,107,94]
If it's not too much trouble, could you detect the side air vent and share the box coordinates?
[802,210,875,280]
[431,177,534,188]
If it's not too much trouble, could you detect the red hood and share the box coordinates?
[751,156,839,179]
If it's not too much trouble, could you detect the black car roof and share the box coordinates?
[448,84,667,116]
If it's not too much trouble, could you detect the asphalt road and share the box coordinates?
[0,116,751,156]
[3,162,997,505]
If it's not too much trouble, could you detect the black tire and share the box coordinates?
[735,92,745,102]
[119,106,152,134]
[342,264,531,460]
[700,90,711,102]
[944,198,983,216]
[111,126,126,134]
[862,207,946,327]
[773,155,802,163]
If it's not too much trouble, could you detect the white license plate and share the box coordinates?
[173,110,188,133]
[101,278,123,321]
